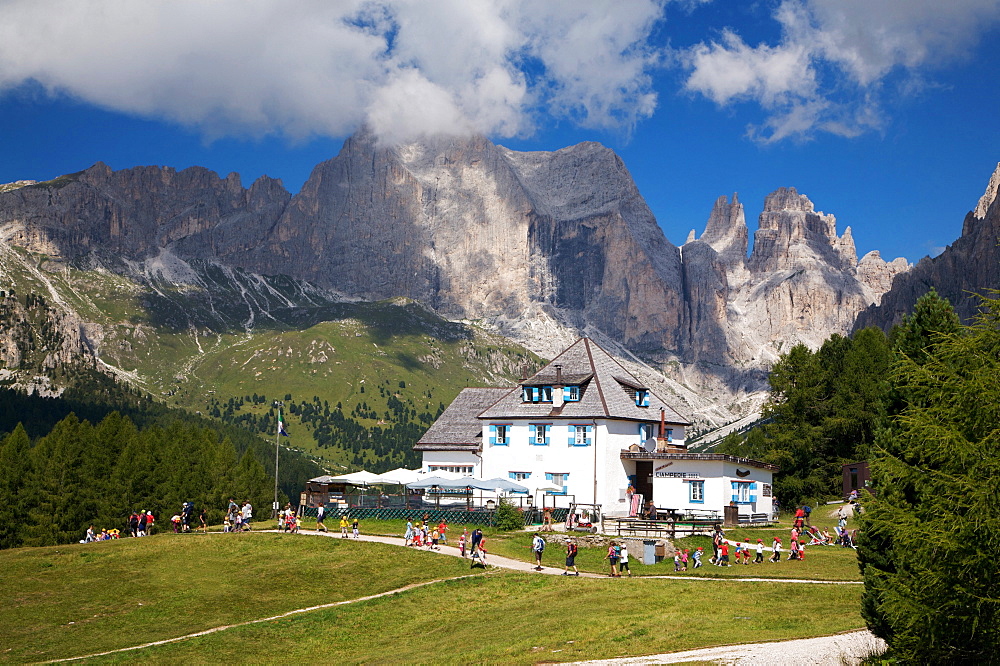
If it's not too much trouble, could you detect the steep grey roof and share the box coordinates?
[478,338,691,424]
[414,387,509,451]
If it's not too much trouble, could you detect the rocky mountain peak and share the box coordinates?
[971,161,1000,222]
[748,187,852,273]
[696,193,748,267]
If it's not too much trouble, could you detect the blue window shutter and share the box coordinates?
[750,482,757,490]
[509,472,515,480]
[563,386,571,401]
[749,494,757,502]
[532,387,539,402]
[545,473,553,481]
[544,425,550,445]
[732,493,739,503]
[489,424,496,446]
[568,428,575,447]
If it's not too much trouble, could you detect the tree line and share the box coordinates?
[0,411,273,549]
[718,288,962,506]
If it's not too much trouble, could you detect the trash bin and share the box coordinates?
[638,539,657,565]
[653,540,666,563]
[723,504,739,527]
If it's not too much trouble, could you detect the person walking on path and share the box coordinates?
[717,541,730,566]
[340,515,349,538]
[404,520,414,546]
[316,505,327,532]
[352,517,360,539]
[692,547,703,568]
[769,537,782,563]
[437,520,448,545]
[606,541,620,577]
[241,501,253,531]
[471,528,483,559]
[531,532,546,570]
[458,532,466,557]
[198,508,208,534]
[619,541,633,577]
[754,539,765,563]
[562,538,580,576]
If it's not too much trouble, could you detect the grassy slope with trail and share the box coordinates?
[1,531,864,664]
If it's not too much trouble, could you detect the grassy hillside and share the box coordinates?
[0,245,542,471]
[0,533,865,664]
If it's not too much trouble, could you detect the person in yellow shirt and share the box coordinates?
[340,515,349,538]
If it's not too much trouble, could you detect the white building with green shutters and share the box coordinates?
[415,337,777,517]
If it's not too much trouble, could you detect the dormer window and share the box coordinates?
[522,386,553,403]
[564,386,580,402]
[636,389,650,407]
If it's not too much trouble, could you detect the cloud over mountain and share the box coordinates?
[0,0,664,145]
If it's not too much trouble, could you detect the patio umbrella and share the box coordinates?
[326,470,381,486]
[371,468,421,485]
[405,476,455,489]
[467,477,529,493]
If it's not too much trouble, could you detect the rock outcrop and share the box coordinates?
[854,163,1000,331]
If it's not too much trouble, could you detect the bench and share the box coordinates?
[738,513,772,526]
[608,517,717,539]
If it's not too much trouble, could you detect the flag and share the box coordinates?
[277,411,289,437]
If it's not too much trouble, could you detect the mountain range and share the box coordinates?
[1,130,997,446]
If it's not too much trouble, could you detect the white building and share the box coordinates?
[415,337,777,518]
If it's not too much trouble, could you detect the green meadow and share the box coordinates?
[1,531,865,664]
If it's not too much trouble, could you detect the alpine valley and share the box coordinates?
[1,130,998,468]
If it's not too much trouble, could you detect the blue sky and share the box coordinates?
[1,0,999,264]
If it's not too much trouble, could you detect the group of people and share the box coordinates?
[458,528,487,567]
[84,525,121,542]
[404,519,445,548]
[222,499,254,533]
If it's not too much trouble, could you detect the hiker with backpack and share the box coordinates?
[562,538,580,576]
[531,532,546,571]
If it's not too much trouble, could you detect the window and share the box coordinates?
[689,480,705,503]
[522,386,553,403]
[564,386,580,401]
[530,424,550,446]
[488,424,510,446]
[509,471,530,481]
[568,424,592,446]
[665,428,673,443]
[635,389,650,407]
[638,423,653,442]
[429,465,473,475]
[546,472,569,494]
[730,481,758,504]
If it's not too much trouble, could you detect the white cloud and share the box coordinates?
[681,0,1000,142]
[0,0,667,145]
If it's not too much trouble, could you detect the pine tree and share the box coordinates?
[0,424,33,548]
[858,293,1000,662]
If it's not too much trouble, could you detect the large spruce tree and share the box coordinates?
[858,292,1000,662]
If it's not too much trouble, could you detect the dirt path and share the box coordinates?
[46,574,476,663]
[574,630,885,665]
[309,529,862,584]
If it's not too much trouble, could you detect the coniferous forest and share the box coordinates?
[0,373,323,549]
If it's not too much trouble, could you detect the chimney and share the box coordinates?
[521,364,529,381]
[552,365,564,408]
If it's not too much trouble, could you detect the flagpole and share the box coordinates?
[273,402,283,520]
